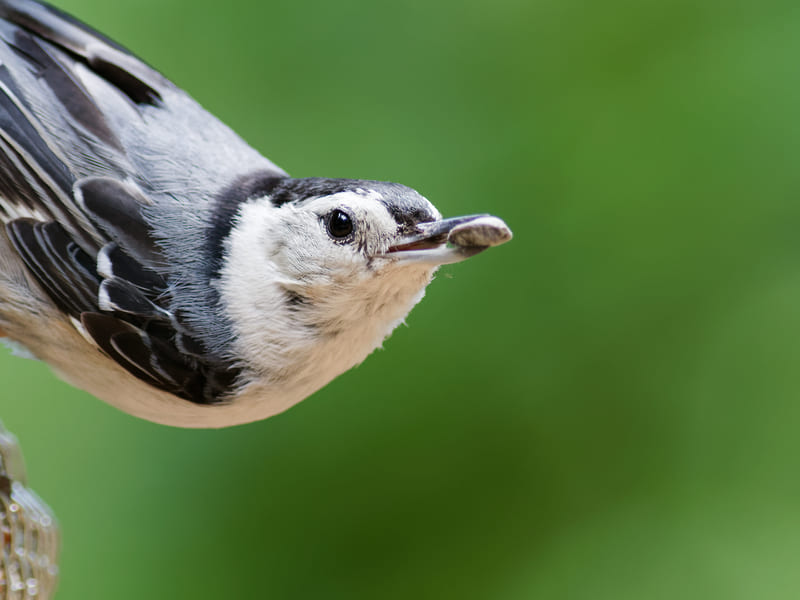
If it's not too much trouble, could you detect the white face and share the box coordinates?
[268,190,423,282]
[218,190,441,384]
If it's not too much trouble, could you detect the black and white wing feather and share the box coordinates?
[0,0,287,403]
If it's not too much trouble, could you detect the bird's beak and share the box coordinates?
[384,214,512,265]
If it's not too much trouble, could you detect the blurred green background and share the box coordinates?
[5,0,800,598]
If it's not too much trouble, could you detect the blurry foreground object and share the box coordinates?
[0,422,59,600]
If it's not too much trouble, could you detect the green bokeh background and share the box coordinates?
[4,0,800,598]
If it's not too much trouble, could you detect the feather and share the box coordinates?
[6,26,124,150]
[38,221,99,302]
[6,218,87,314]
[80,311,236,404]
[98,277,168,319]
[75,177,163,267]
[0,0,165,104]
[96,242,166,292]
[0,58,74,198]
[79,312,164,388]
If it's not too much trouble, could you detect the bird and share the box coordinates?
[0,0,512,428]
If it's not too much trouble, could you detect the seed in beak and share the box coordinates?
[447,216,513,249]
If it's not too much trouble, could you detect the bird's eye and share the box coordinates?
[326,209,354,239]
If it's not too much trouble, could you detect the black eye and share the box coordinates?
[326,209,354,239]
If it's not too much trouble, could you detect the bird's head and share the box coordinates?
[216,177,511,390]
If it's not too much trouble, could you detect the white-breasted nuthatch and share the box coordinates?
[0,0,512,427]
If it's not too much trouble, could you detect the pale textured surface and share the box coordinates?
[0,422,59,600]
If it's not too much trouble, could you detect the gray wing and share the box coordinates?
[0,0,286,403]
